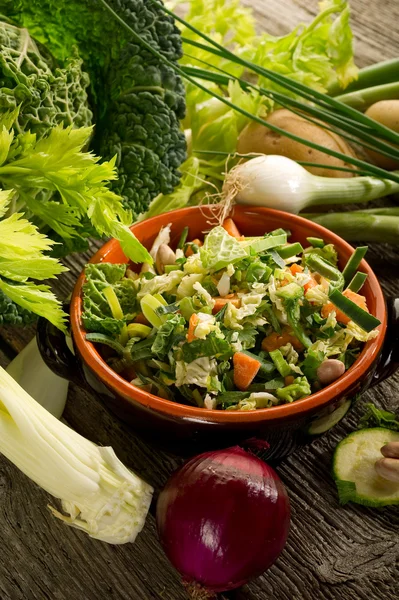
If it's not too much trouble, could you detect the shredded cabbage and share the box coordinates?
[175,357,218,388]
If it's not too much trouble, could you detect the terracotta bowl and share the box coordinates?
[37,206,399,457]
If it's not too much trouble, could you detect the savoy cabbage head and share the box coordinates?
[0,19,92,137]
[1,0,187,217]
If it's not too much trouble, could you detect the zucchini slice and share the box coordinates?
[333,428,399,507]
[308,399,351,436]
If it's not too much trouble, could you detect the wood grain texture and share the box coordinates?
[0,2,399,599]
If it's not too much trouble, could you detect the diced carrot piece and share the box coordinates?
[212,297,241,314]
[321,289,368,325]
[284,375,295,386]
[289,264,303,275]
[233,352,261,391]
[134,312,150,326]
[185,238,203,257]
[280,278,290,287]
[187,313,200,342]
[262,326,304,352]
[304,276,317,293]
[222,218,242,240]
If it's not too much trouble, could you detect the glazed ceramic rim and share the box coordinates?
[71,206,386,423]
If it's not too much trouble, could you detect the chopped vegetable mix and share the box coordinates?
[81,219,381,411]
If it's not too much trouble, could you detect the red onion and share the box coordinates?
[156,446,290,597]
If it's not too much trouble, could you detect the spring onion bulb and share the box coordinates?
[222,155,399,214]
[0,365,153,544]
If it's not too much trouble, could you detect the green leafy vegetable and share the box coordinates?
[0,190,66,328]
[0,20,92,139]
[142,158,204,220]
[181,333,232,362]
[276,376,311,403]
[5,0,187,218]
[358,403,399,432]
[126,337,155,363]
[301,349,325,381]
[152,314,185,358]
[269,349,291,378]
[224,325,258,350]
[0,122,152,265]
[82,263,134,336]
[276,283,312,348]
[200,226,247,271]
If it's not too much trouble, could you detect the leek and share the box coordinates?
[0,366,153,544]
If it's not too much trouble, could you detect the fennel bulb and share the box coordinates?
[6,337,68,419]
[223,155,399,213]
[0,366,153,544]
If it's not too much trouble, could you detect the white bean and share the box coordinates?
[375,457,399,483]
[381,442,399,459]
[317,359,345,385]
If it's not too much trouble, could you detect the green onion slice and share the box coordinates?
[306,237,325,248]
[328,289,381,332]
[347,272,368,293]
[342,246,368,285]
[305,254,344,289]
[276,242,304,259]
[85,333,125,355]
[177,226,189,249]
[269,349,292,377]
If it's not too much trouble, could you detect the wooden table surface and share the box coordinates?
[0,1,399,599]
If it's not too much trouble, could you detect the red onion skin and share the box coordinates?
[156,446,290,593]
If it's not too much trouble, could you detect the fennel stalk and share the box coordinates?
[0,366,153,544]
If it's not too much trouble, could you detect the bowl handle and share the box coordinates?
[371,297,399,387]
[36,310,87,388]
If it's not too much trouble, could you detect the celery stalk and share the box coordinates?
[336,81,399,112]
[305,212,399,244]
[329,59,399,96]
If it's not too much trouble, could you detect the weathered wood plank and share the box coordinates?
[0,1,398,599]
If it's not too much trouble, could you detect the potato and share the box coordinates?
[365,100,399,170]
[237,108,357,178]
